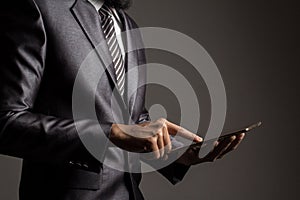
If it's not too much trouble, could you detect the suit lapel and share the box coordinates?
[118,10,140,117]
[71,1,141,121]
[71,0,118,89]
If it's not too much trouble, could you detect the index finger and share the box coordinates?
[165,120,202,143]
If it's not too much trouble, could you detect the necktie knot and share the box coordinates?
[99,4,112,21]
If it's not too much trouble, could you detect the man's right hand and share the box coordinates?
[110,118,202,159]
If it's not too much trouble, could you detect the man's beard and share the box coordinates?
[105,0,132,10]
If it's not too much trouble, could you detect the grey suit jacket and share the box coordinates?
[0,0,190,199]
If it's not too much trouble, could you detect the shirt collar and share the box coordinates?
[87,0,122,25]
[88,0,104,11]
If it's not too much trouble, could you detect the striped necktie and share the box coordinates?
[99,5,125,97]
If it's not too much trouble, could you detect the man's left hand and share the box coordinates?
[175,133,245,166]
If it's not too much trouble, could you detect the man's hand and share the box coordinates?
[176,133,245,166]
[110,118,202,159]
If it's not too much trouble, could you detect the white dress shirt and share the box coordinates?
[88,0,126,59]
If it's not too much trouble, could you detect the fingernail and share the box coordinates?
[163,154,168,161]
[196,136,202,142]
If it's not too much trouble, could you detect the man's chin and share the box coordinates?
[105,0,132,10]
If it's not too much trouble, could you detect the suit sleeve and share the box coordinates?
[0,0,110,169]
[157,161,190,185]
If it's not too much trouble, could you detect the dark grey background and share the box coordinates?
[0,0,299,199]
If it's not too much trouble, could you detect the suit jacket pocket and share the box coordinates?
[21,161,101,190]
[59,167,101,190]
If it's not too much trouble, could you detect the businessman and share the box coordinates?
[0,0,245,199]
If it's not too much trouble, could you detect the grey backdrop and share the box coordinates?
[0,0,299,199]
